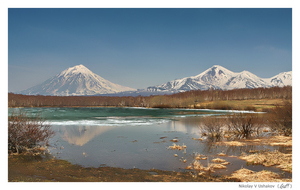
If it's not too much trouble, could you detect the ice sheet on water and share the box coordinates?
[45,117,169,126]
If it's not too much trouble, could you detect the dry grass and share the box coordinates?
[194,153,207,160]
[210,164,227,169]
[211,158,226,163]
[197,172,206,176]
[192,137,203,141]
[224,134,231,138]
[195,99,285,111]
[187,159,228,174]
[168,143,187,150]
[221,162,230,165]
[249,150,258,153]
[268,136,292,146]
[215,135,292,147]
[239,150,292,173]
[217,153,226,156]
[243,136,292,147]
[270,142,292,146]
[195,153,201,160]
[193,160,205,170]
[229,168,291,182]
[215,141,246,146]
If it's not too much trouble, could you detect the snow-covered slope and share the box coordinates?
[267,71,292,87]
[146,65,292,93]
[20,64,136,96]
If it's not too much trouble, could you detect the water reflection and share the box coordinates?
[48,116,290,179]
[54,125,114,146]
[165,117,202,136]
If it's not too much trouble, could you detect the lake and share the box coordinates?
[8,107,290,177]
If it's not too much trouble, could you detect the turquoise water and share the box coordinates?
[8,107,229,126]
[8,107,289,177]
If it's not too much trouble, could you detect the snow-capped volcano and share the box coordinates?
[20,64,136,96]
[146,65,292,93]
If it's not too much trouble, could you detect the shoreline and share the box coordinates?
[8,98,288,112]
[8,155,238,182]
[8,105,261,111]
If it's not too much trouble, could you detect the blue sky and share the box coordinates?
[8,8,292,92]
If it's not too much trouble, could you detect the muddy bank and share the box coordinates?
[8,147,292,182]
[8,155,238,182]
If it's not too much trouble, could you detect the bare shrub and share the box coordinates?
[8,111,54,154]
[227,113,262,138]
[267,101,292,136]
[200,116,226,139]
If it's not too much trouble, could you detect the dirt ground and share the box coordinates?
[8,155,238,182]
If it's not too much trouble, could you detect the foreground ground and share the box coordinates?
[8,155,239,182]
[8,135,292,182]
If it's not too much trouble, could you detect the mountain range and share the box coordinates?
[19,64,292,96]
[146,65,292,93]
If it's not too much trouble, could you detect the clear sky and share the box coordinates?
[8,8,292,92]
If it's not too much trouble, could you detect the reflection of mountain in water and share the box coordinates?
[165,117,203,135]
[55,117,204,146]
[59,125,113,146]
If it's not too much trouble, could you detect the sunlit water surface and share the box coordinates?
[8,107,291,177]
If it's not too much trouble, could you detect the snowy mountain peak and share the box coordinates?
[196,65,234,78]
[59,64,94,77]
[211,65,228,70]
[268,71,292,87]
[192,65,235,87]
[146,65,292,93]
[20,65,136,96]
